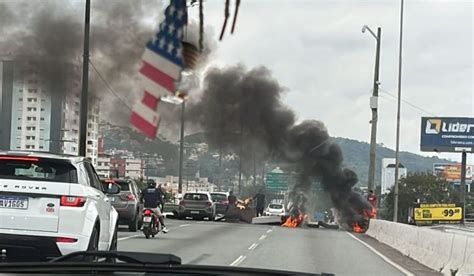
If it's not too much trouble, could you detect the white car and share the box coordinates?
[264,203,286,216]
[0,151,119,261]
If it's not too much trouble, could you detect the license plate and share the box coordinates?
[143,216,152,222]
[190,211,200,214]
[0,196,28,209]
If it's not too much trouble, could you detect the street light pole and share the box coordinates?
[178,100,185,194]
[393,0,405,222]
[363,26,382,193]
[78,0,90,157]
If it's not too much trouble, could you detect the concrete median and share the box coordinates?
[366,219,474,275]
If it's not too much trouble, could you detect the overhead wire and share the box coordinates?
[378,88,436,116]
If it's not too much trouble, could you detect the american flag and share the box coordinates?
[130,0,187,138]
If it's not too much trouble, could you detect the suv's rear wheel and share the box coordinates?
[129,214,138,232]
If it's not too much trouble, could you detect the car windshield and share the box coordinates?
[0,1,472,275]
[0,157,78,183]
[211,194,227,201]
[184,193,208,201]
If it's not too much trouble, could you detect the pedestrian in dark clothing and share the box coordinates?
[253,189,265,217]
[228,190,237,205]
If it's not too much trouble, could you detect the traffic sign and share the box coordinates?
[266,170,288,191]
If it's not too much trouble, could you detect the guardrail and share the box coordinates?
[366,219,474,275]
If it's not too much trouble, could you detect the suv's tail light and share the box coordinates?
[60,196,86,207]
[121,192,135,201]
[206,201,212,207]
[55,237,78,243]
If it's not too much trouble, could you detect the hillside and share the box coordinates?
[102,127,451,185]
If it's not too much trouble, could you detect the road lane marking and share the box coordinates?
[179,224,190,227]
[346,232,414,276]
[266,229,272,233]
[248,243,259,250]
[197,221,205,224]
[118,234,141,241]
[259,234,267,240]
[230,255,247,266]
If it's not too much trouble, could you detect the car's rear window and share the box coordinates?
[211,193,227,201]
[269,204,283,209]
[184,193,209,200]
[0,157,78,183]
[101,179,130,191]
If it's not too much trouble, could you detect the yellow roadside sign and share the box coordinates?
[414,205,462,221]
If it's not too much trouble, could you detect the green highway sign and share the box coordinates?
[266,171,289,191]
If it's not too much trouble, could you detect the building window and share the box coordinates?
[27,117,36,121]
[41,108,45,111]
[26,136,35,140]
[17,126,21,130]
[39,146,43,149]
[19,98,23,101]
[27,107,37,112]
[40,117,44,121]
[26,126,36,131]
[27,98,37,103]
[28,89,37,93]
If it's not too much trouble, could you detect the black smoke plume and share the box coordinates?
[188,65,372,227]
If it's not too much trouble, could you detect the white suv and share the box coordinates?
[0,151,119,261]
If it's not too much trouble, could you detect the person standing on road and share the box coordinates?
[367,190,377,208]
[141,180,169,233]
[253,189,265,217]
[228,190,237,206]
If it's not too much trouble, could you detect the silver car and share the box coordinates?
[178,192,216,220]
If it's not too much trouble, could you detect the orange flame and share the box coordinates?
[363,208,377,219]
[282,213,306,228]
[352,221,365,233]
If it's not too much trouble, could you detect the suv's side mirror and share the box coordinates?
[105,183,121,194]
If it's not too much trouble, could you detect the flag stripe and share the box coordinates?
[142,92,160,110]
[146,41,183,68]
[142,48,182,79]
[139,74,175,98]
[132,101,161,125]
[139,61,176,92]
[130,112,159,138]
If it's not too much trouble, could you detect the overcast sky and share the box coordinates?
[187,0,473,162]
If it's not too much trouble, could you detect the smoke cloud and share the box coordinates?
[0,0,161,124]
[188,65,371,227]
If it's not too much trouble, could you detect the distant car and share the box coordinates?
[210,192,229,215]
[264,203,286,216]
[101,178,143,232]
[0,151,119,261]
[178,192,216,220]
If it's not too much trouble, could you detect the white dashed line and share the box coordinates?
[230,255,247,266]
[248,243,259,250]
[197,221,205,224]
[117,234,141,241]
[179,224,190,227]
[259,234,267,240]
[266,229,272,233]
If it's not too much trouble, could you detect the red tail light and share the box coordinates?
[179,200,186,206]
[55,237,78,243]
[143,209,153,216]
[120,192,135,201]
[206,201,212,207]
[60,196,86,207]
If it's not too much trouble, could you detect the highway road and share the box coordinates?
[117,219,438,275]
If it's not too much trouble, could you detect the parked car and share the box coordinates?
[101,178,143,232]
[178,192,216,220]
[264,203,286,216]
[0,151,119,261]
[210,192,229,215]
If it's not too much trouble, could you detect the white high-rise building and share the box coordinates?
[381,158,408,194]
[0,60,100,165]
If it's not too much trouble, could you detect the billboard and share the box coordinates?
[420,117,474,153]
[411,203,463,225]
[433,163,473,182]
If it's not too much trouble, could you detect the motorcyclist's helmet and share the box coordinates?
[147,179,156,188]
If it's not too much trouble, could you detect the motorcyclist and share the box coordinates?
[141,179,168,233]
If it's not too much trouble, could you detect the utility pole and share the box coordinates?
[218,147,223,192]
[367,27,381,193]
[178,100,185,194]
[78,0,90,157]
[393,0,405,222]
[460,151,467,224]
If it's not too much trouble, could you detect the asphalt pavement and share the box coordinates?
[117,219,436,275]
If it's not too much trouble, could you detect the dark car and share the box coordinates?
[178,192,216,220]
[101,178,143,232]
[210,192,229,215]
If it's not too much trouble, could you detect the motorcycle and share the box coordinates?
[142,208,160,239]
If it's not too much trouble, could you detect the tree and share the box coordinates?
[381,172,459,223]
